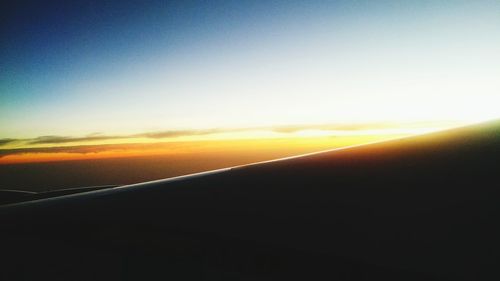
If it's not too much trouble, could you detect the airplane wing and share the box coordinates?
[1,120,500,281]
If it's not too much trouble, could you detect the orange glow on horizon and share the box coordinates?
[0,134,408,165]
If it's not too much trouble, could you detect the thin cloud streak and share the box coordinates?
[271,123,395,134]
[0,120,461,161]
[0,145,119,158]
[28,135,125,145]
[138,128,225,139]
[1,121,458,149]
[0,139,17,147]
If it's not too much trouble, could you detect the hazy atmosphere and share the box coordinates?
[1,0,499,189]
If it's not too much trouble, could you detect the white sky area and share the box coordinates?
[2,1,500,138]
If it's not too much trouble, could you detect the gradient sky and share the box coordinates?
[2,0,500,140]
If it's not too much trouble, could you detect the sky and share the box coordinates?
[1,0,500,163]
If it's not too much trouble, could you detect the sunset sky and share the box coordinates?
[1,0,500,165]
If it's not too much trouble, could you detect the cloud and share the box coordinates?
[0,138,17,147]
[0,121,456,159]
[138,129,223,139]
[0,145,114,158]
[19,127,251,146]
[25,129,229,145]
[28,135,124,145]
[270,123,395,133]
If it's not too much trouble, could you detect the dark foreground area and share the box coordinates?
[1,120,500,280]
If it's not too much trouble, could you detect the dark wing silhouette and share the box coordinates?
[1,120,500,281]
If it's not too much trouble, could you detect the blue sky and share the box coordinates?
[2,0,500,138]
